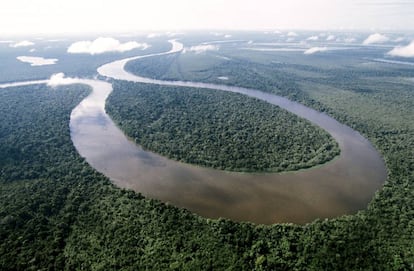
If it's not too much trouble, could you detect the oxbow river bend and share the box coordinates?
[1,41,387,224]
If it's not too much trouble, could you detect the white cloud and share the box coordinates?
[67,37,149,55]
[304,47,328,55]
[344,37,356,43]
[17,56,58,66]
[286,37,295,42]
[147,33,162,38]
[47,73,79,86]
[211,32,232,38]
[166,32,183,37]
[307,36,319,41]
[217,76,229,80]
[10,40,34,47]
[394,37,405,43]
[326,35,336,41]
[48,39,65,42]
[387,41,414,58]
[184,44,218,54]
[363,33,389,45]
[287,31,298,37]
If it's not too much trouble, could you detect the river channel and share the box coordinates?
[1,40,387,224]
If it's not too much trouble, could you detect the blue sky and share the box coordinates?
[1,0,413,36]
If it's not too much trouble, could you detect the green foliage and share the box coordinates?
[0,84,94,269]
[123,44,414,269]
[1,35,414,270]
[107,81,339,172]
[0,84,90,182]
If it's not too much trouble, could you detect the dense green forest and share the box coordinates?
[0,41,413,270]
[107,81,339,172]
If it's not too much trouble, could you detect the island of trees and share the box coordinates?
[107,80,340,172]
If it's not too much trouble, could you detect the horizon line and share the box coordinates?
[2,28,414,38]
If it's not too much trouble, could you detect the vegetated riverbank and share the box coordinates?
[95,41,385,224]
[0,68,411,270]
[107,81,340,172]
[0,35,411,270]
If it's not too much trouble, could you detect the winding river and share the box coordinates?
[1,40,387,224]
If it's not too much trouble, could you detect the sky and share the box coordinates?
[1,0,413,36]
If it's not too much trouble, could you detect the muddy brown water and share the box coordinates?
[1,40,385,225]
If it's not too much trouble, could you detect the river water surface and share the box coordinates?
[1,41,387,224]
[92,41,387,224]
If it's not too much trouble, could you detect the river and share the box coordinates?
[1,40,387,224]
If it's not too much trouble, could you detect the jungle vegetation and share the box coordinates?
[0,37,413,270]
[106,81,339,172]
